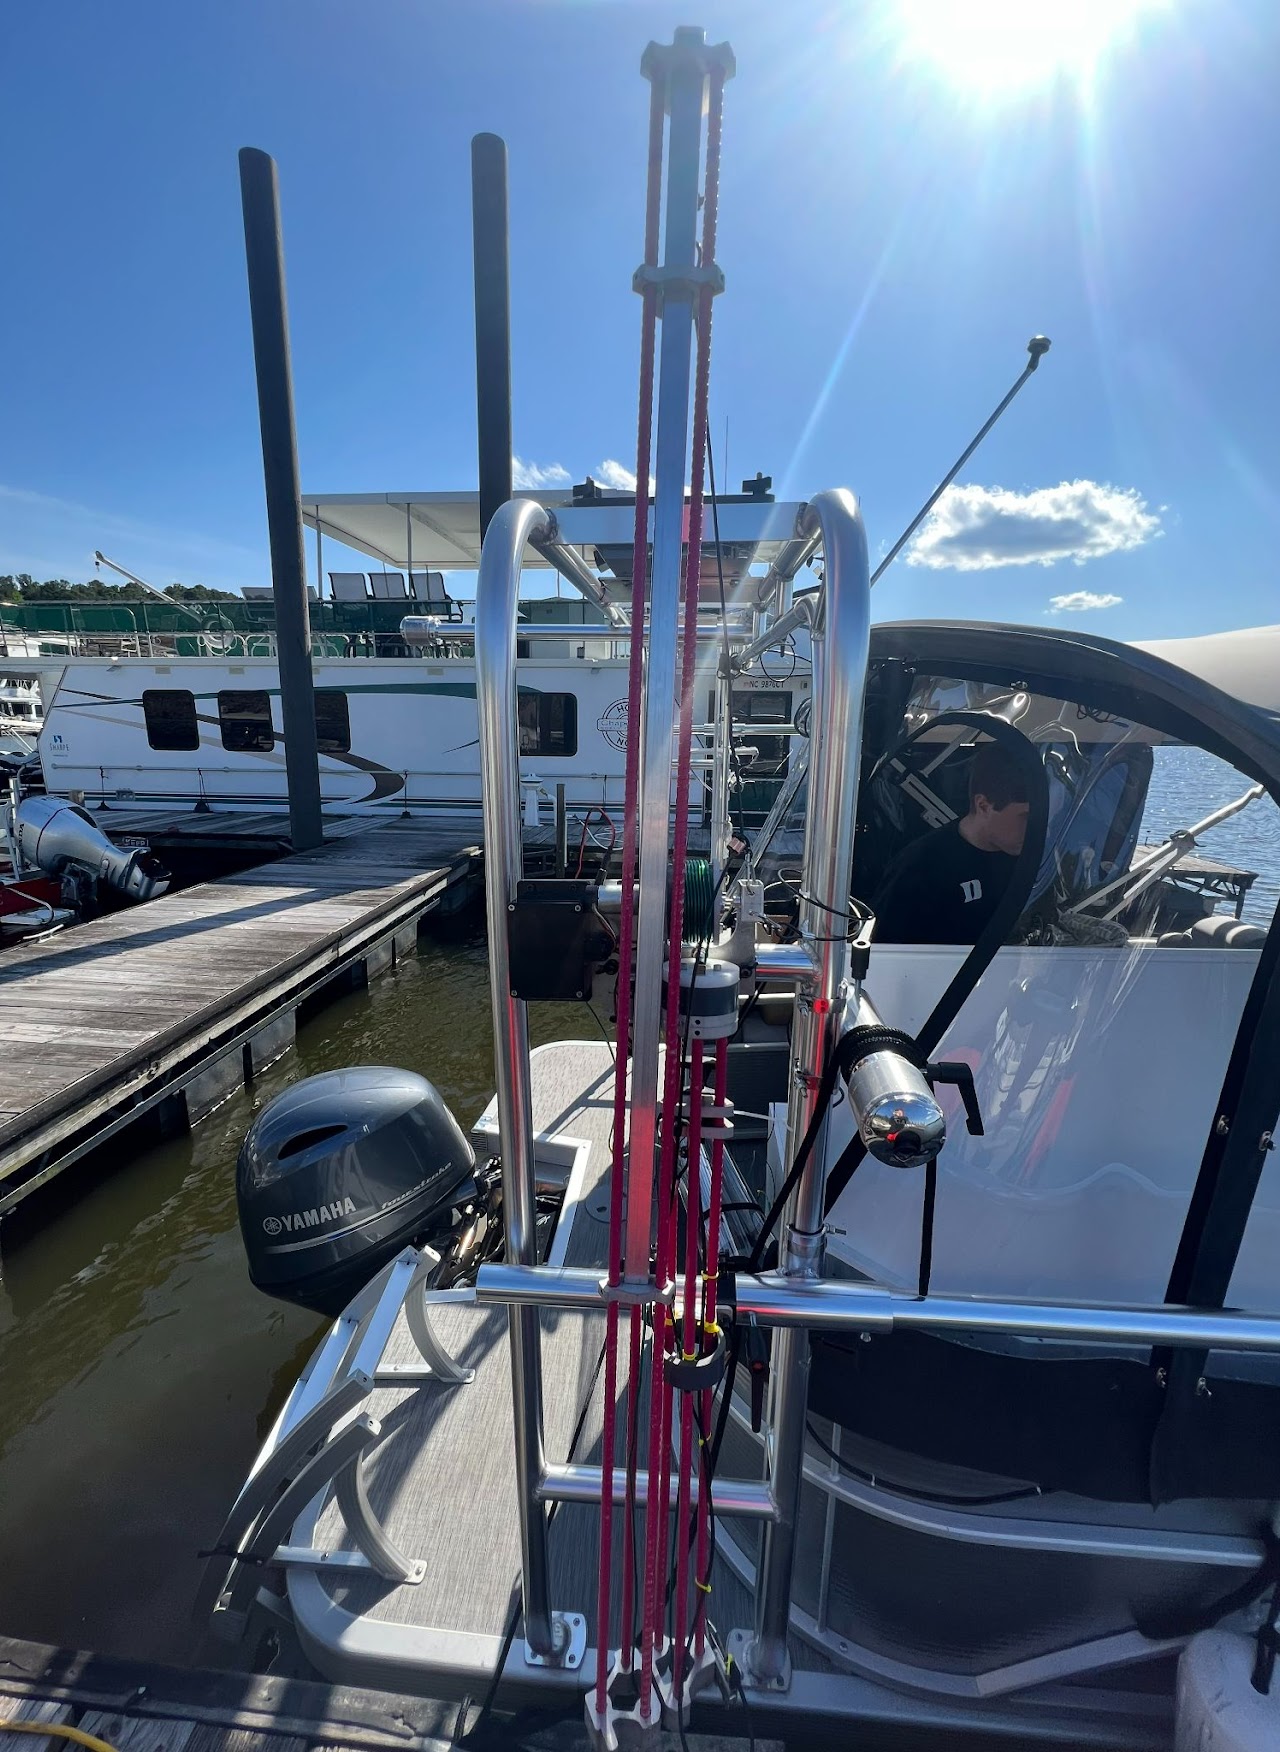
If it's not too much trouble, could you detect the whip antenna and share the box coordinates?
[871,334,1051,586]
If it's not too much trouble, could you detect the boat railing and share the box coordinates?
[199,1244,474,1641]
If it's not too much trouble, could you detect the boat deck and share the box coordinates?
[0,821,479,1212]
[289,1040,758,1697]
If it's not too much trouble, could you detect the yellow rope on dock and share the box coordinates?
[0,1721,120,1752]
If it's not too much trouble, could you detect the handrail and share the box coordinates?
[473,493,560,1659]
[751,486,871,1683]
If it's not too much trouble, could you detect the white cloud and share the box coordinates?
[905,479,1161,572]
[511,456,571,490]
[595,458,638,492]
[1047,590,1123,613]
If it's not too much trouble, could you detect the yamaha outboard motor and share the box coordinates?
[237,1066,476,1316]
[15,794,170,901]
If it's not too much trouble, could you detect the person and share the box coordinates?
[870,741,1031,945]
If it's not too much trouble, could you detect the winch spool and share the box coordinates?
[681,855,716,945]
[668,955,740,1040]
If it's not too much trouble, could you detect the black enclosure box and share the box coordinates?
[507,878,612,1003]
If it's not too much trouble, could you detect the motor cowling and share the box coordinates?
[236,1066,476,1316]
[15,795,169,901]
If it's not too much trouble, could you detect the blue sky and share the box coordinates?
[1,0,1276,638]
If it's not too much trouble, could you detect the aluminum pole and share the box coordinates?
[750,488,871,1685]
[475,1263,1280,1356]
[474,494,559,1659]
[238,148,323,852]
[623,48,707,1280]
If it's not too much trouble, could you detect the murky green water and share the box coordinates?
[0,906,590,1665]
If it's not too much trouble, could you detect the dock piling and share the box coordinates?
[238,146,324,854]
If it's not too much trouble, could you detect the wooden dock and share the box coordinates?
[0,823,479,1214]
[0,1634,466,1752]
[0,1634,771,1752]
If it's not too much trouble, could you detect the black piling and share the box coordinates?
[471,132,513,542]
[238,147,323,853]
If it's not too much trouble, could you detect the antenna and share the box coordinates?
[871,334,1051,587]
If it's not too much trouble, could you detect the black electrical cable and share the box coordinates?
[585,996,616,1063]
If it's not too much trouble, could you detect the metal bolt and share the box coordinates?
[1196,1376,1212,1398]
[1156,1366,1168,1388]
[1262,1132,1275,1153]
[508,902,515,912]
[1215,1115,1230,1137]
[859,1330,872,1344]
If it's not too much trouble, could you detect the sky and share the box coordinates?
[1,0,1277,640]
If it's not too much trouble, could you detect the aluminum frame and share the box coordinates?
[473,493,565,1660]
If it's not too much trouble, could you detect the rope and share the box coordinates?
[642,62,728,1714]
[595,67,667,1720]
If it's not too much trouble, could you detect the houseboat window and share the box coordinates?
[142,688,200,752]
[518,690,577,756]
[218,689,274,753]
[314,689,350,754]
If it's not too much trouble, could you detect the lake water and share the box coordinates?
[0,907,588,1666]
[0,752,1277,1666]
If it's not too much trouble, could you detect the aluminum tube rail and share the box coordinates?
[754,942,818,984]
[532,525,630,627]
[473,1262,1280,1355]
[754,524,822,610]
[752,488,871,1687]
[474,494,558,1659]
[730,591,816,674]
[708,665,733,883]
[623,68,704,1282]
[539,1463,777,1521]
[777,490,871,1236]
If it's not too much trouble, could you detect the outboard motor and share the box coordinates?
[15,794,170,901]
[236,1066,476,1315]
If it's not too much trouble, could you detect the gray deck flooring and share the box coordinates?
[305,1040,758,1678]
[0,823,478,1199]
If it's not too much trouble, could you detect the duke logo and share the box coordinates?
[597,699,629,752]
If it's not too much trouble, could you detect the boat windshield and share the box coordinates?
[827,672,1280,1307]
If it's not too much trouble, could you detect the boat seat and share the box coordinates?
[809,1324,1280,1505]
[1158,915,1267,949]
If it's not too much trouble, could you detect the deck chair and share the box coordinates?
[409,571,462,620]
[329,572,370,602]
[370,572,409,600]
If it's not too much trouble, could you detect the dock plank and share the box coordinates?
[0,823,479,1208]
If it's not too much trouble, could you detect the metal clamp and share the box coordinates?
[632,261,726,305]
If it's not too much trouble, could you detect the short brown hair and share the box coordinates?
[968,740,1029,810]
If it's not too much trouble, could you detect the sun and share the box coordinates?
[893,0,1165,97]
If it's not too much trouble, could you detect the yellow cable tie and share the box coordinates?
[694,1578,712,1594]
[703,1319,721,1338]
[682,1348,697,1362]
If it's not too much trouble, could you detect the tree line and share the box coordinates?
[0,576,239,603]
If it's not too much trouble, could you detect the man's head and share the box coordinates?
[964,741,1031,856]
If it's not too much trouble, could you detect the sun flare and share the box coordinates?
[894,0,1165,97]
